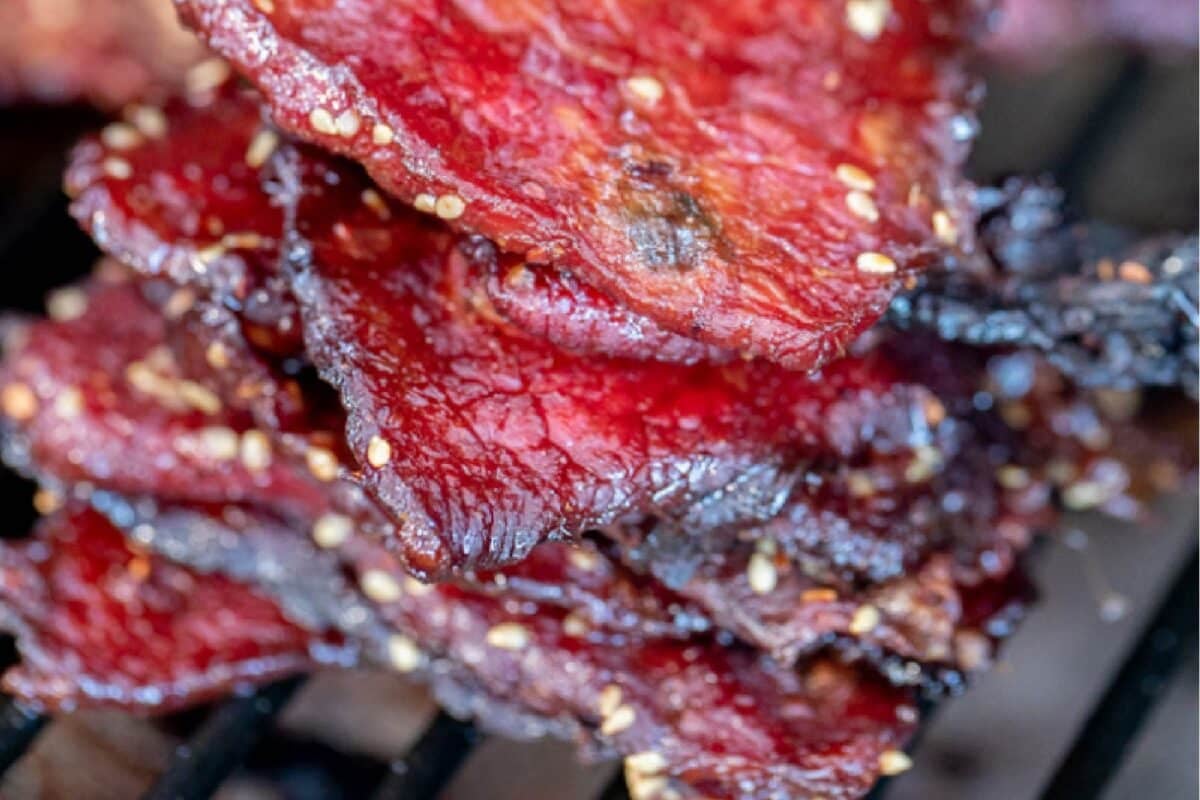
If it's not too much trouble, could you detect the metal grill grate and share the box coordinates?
[0,50,1195,800]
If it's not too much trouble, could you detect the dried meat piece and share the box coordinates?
[134,502,918,800]
[0,271,328,522]
[66,87,304,357]
[0,0,204,109]
[0,507,334,712]
[179,0,981,369]
[272,143,958,576]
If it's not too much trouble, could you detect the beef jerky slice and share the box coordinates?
[66,86,304,357]
[0,507,332,712]
[120,502,920,800]
[273,143,964,575]
[0,271,328,523]
[179,0,981,369]
[0,0,203,109]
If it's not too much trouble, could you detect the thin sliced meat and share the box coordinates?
[0,507,334,712]
[0,271,328,522]
[120,501,919,800]
[178,0,981,369]
[272,143,959,575]
[66,86,303,356]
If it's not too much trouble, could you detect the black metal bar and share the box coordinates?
[1039,548,1198,800]
[597,769,629,800]
[370,711,478,800]
[1050,55,1150,196]
[142,676,304,800]
[0,697,46,776]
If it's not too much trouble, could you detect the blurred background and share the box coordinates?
[0,1,1196,798]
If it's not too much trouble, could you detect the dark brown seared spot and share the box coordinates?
[620,160,725,271]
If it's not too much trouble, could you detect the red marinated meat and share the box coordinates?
[178,0,981,369]
[0,271,328,523]
[0,507,332,712]
[0,0,204,109]
[272,142,964,576]
[66,86,303,357]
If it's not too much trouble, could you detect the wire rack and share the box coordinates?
[0,50,1195,800]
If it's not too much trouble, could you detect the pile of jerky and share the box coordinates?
[0,2,1194,797]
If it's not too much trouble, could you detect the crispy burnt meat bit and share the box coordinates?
[889,179,1200,397]
[66,86,304,358]
[0,0,204,109]
[0,507,335,713]
[0,272,329,523]
[270,142,970,577]
[178,0,982,370]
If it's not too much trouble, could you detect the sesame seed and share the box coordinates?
[53,387,83,418]
[878,749,912,776]
[372,122,395,145]
[568,548,600,571]
[801,588,839,604]
[205,342,230,370]
[434,193,467,220]
[413,193,437,213]
[846,0,892,40]
[1063,480,1106,510]
[932,209,958,245]
[367,435,392,467]
[178,381,222,414]
[335,109,361,137]
[361,188,391,220]
[835,163,876,191]
[846,190,879,222]
[306,446,339,481]
[1118,260,1153,284]
[625,766,669,800]
[308,108,338,135]
[360,569,402,603]
[849,604,881,635]
[856,252,896,275]
[904,445,942,483]
[32,488,63,515]
[923,396,946,427]
[503,264,532,288]
[312,513,352,548]
[625,75,665,105]
[486,621,531,650]
[46,286,87,321]
[127,105,167,139]
[102,157,133,180]
[199,427,240,460]
[895,704,919,723]
[562,612,589,637]
[995,464,1031,490]
[625,751,668,775]
[600,704,636,736]
[3,383,39,421]
[245,129,280,168]
[387,634,423,672]
[101,123,142,151]
[253,0,275,12]
[847,469,876,498]
[598,684,623,717]
[746,551,778,595]
[186,59,232,95]
[240,430,272,471]
[221,232,266,250]
[163,288,196,319]
[127,556,152,582]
